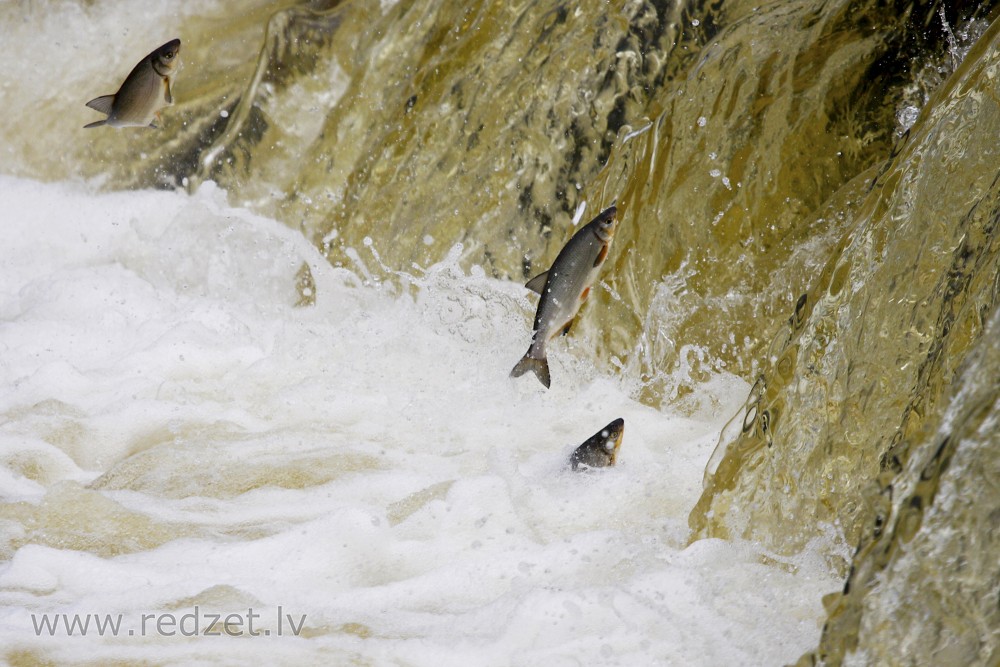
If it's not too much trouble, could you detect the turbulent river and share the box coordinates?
[1,1,998,666]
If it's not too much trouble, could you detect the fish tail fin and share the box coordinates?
[83,120,107,129]
[510,352,551,388]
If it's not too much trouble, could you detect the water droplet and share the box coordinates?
[896,105,920,132]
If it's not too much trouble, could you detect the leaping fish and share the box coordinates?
[510,205,618,388]
[84,38,181,129]
[570,418,625,470]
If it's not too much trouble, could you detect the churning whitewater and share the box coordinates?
[0,176,837,664]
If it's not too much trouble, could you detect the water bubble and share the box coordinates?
[697,116,707,127]
[896,105,920,132]
[692,19,701,26]
[220,110,229,118]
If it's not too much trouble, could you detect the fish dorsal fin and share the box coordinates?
[525,271,548,294]
[85,95,115,115]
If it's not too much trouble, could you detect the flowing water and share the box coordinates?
[1,0,998,665]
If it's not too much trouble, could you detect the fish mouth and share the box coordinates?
[606,417,624,462]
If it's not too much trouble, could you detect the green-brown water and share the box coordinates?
[4,0,999,663]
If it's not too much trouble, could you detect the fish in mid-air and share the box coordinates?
[84,38,181,129]
[510,205,619,388]
[570,418,625,470]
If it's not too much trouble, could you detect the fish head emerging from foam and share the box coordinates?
[570,417,625,470]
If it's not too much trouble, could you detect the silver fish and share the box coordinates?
[84,38,181,129]
[570,418,625,470]
[510,205,618,388]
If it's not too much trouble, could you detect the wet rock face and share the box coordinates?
[802,307,1000,666]
[692,3,1000,554]
[690,7,1000,664]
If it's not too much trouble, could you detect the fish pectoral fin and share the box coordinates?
[83,119,107,129]
[163,77,173,105]
[524,271,548,294]
[561,319,574,336]
[85,95,115,115]
[593,243,609,267]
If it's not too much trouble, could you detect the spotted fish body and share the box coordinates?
[570,418,625,470]
[510,205,618,388]
[84,38,181,129]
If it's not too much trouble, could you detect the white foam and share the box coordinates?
[0,175,837,664]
